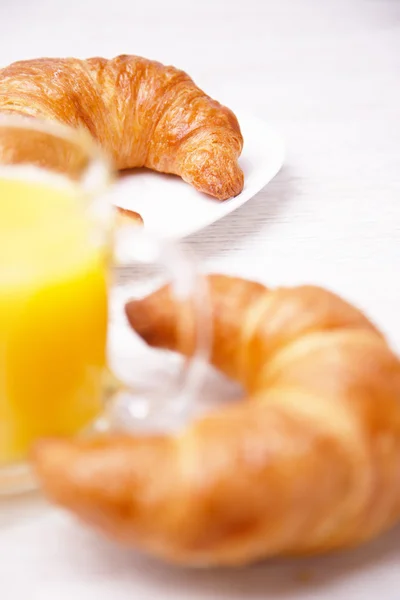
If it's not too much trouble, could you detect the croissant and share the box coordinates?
[33,275,400,567]
[0,55,244,200]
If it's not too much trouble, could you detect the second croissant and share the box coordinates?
[33,275,400,567]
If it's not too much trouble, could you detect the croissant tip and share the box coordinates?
[197,166,244,201]
[125,295,174,348]
[115,206,144,226]
[31,438,77,499]
[125,301,154,344]
[32,438,73,473]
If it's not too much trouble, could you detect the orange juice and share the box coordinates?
[0,176,108,463]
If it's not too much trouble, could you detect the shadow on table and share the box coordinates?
[186,165,299,262]
[61,519,400,598]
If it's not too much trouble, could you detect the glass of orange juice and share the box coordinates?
[0,114,209,495]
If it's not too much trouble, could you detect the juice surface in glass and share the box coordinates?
[0,176,108,464]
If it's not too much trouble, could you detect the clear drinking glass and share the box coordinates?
[0,114,209,495]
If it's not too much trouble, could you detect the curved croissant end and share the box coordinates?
[0,55,244,200]
[115,206,144,227]
[33,275,400,566]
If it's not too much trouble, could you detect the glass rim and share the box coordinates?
[0,112,103,156]
[0,112,113,194]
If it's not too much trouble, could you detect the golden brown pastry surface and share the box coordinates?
[0,55,244,200]
[33,275,400,566]
[115,206,144,227]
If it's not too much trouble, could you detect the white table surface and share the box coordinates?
[1,0,400,597]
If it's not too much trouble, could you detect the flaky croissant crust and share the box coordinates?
[33,275,400,566]
[0,55,244,200]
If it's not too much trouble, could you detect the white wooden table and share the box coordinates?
[1,0,400,597]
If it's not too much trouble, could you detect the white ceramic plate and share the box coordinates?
[112,112,285,239]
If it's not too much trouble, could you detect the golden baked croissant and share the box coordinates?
[33,275,400,567]
[0,55,244,200]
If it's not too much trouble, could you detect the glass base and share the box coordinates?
[0,462,37,496]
